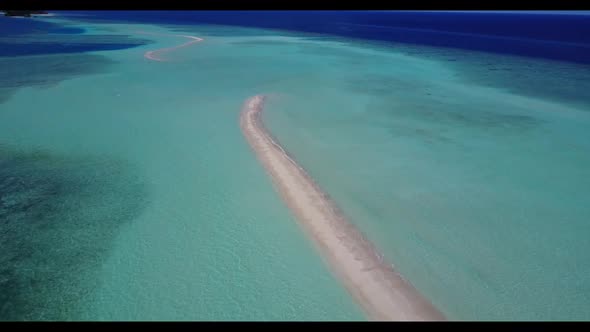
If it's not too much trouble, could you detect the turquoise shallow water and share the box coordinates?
[0,21,362,320]
[262,40,590,320]
[1,16,589,320]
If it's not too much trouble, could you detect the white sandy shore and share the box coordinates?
[240,95,445,321]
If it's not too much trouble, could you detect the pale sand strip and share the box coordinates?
[134,31,204,62]
[240,95,445,321]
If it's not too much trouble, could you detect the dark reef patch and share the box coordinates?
[448,55,590,110]
[365,96,541,143]
[0,145,148,320]
[347,73,433,97]
[166,24,283,37]
[380,43,590,110]
[315,37,590,110]
[295,42,393,67]
[343,73,541,144]
[0,53,115,105]
[230,40,295,46]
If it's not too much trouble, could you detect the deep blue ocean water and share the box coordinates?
[56,11,590,64]
[0,15,151,57]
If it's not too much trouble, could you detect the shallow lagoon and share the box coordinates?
[1,14,589,320]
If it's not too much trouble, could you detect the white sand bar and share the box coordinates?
[240,95,446,321]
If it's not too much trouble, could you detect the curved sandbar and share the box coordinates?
[240,95,445,321]
[135,31,204,62]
